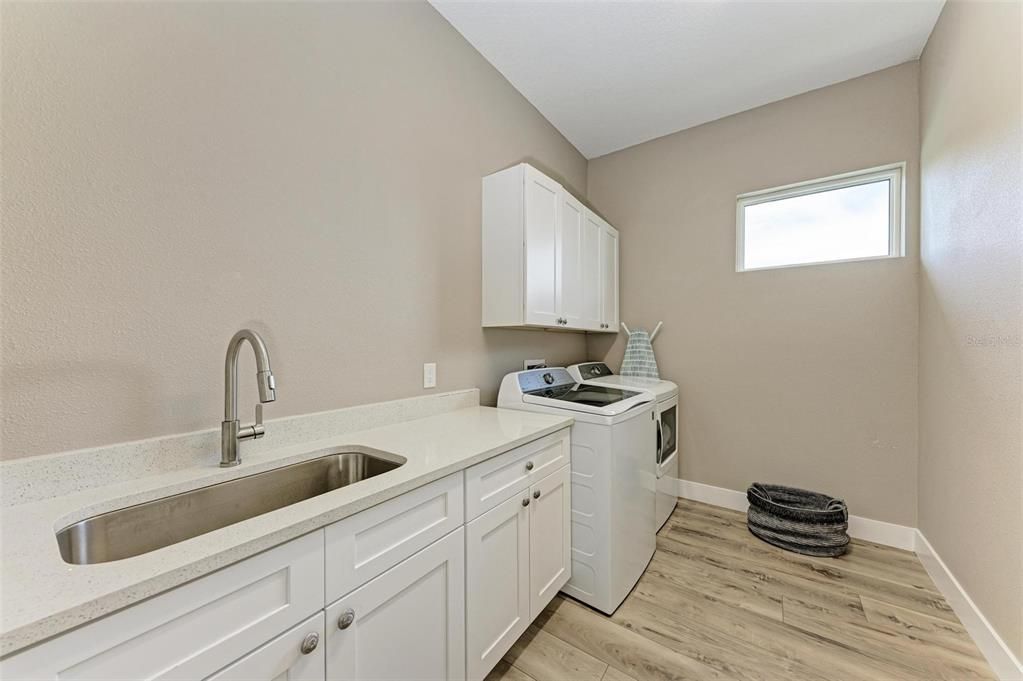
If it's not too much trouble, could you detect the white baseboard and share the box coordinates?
[672,478,1021,680]
[915,531,1023,681]
[674,479,917,551]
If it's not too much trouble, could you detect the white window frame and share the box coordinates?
[736,162,905,272]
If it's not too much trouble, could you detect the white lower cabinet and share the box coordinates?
[465,464,572,681]
[528,465,572,620]
[207,613,325,681]
[465,495,531,681]
[1,433,572,681]
[325,528,466,681]
[0,530,325,681]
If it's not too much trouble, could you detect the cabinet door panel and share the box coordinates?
[207,613,325,681]
[326,529,465,681]
[599,224,619,330]
[465,494,530,681]
[579,212,603,330]
[529,465,572,620]
[523,166,562,327]
[559,192,585,328]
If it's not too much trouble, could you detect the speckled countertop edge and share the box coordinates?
[0,406,572,657]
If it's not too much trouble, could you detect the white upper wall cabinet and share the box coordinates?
[482,163,619,332]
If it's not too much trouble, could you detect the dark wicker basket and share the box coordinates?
[746,483,849,557]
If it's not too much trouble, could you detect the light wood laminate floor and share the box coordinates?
[487,499,994,681]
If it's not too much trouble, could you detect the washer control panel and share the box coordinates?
[517,368,574,393]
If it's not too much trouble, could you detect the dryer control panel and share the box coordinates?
[577,362,613,380]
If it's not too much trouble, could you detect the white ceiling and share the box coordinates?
[430,1,944,159]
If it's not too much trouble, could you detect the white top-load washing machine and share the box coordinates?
[568,362,679,531]
[498,368,656,615]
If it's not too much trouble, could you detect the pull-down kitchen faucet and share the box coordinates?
[221,329,276,467]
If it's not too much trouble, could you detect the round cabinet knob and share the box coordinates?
[533,490,541,499]
[337,608,356,630]
[522,498,530,507]
[525,461,534,471]
[300,632,320,655]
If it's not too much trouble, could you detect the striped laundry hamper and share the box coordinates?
[620,329,660,379]
[746,483,850,557]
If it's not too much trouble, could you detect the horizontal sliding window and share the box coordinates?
[736,163,904,272]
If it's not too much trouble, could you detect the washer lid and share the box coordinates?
[522,383,653,416]
[579,374,679,400]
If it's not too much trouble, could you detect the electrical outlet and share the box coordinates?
[524,359,546,370]
[423,362,437,389]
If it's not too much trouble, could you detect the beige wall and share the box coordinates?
[586,63,921,525]
[918,0,1022,658]
[0,1,588,459]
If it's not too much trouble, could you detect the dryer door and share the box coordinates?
[657,396,678,473]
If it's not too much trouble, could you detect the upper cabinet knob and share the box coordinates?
[533,489,541,499]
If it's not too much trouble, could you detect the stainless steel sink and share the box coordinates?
[56,449,406,565]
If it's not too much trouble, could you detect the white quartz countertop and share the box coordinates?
[0,406,572,657]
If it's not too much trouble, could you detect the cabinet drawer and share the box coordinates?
[207,612,325,681]
[465,430,569,520]
[325,472,463,602]
[1,531,324,680]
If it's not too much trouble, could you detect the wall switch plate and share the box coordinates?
[524,359,546,370]
[423,362,437,389]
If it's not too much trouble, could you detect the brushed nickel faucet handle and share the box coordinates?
[253,404,265,439]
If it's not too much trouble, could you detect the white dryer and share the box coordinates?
[498,368,656,615]
[568,362,679,531]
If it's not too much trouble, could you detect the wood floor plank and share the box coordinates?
[497,500,996,681]
[629,570,929,681]
[504,624,608,681]
[653,536,871,626]
[601,667,638,681]
[537,597,730,681]
[658,528,957,623]
[484,659,538,681]
[783,596,997,680]
[612,588,830,681]
[646,549,785,621]
[859,595,983,658]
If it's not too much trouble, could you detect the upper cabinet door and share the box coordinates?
[580,211,605,331]
[558,192,585,328]
[599,222,620,331]
[522,166,561,327]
